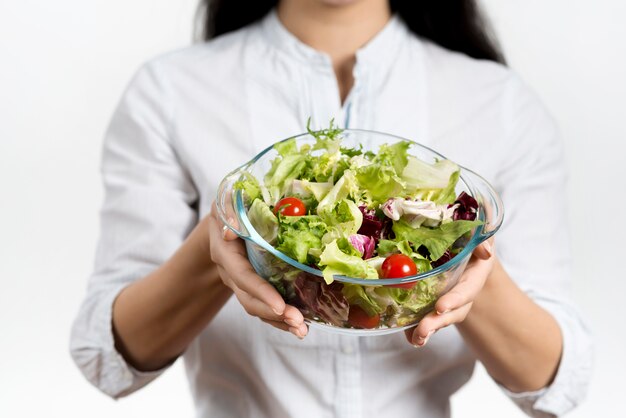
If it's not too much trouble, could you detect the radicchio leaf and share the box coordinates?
[348,234,376,259]
[431,249,452,268]
[357,206,392,242]
[293,275,349,325]
[452,192,478,221]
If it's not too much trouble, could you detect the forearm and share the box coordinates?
[112,216,232,371]
[456,259,562,393]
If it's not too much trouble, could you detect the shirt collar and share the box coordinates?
[260,9,408,70]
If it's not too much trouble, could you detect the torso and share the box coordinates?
[150,11,515,417]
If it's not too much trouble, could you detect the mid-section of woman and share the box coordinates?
[70,1,592,417]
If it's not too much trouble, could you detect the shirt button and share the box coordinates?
[341,345,355,355]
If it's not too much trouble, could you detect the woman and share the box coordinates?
[70,0,592,416]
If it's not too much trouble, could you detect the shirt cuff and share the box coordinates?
[498,296,593,417]
[92,283,171,398]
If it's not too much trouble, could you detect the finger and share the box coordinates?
[208,214,247,257]
[472,239,494,260]
[208,217,285,314]
[283,304,305,325]
[409,304,473,346]
[210,201,240,241]
[216,264,287,317]
[404,326,416,345]
[261,319,308,339]
[233,287,284,321]
[409,310,440,344]
[226,265,286,315]
[232,286,304,326]
[434,256,493,314]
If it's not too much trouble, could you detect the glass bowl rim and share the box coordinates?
[226,128,499,286]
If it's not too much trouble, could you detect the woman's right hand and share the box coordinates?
[207,204,308,338]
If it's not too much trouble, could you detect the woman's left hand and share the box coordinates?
[405,240,495,347]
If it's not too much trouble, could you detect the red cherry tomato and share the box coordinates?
[348,306,380,329]
[381,254,418,289]
[273,197,306,216]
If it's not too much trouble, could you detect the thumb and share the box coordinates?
[210,202,241,241]
[472,239,494,260]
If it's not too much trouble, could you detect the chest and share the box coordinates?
[168,55,504,217]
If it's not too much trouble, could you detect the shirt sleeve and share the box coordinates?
[69,61,198,398]
[492,74,593,417]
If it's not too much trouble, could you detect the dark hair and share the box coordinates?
[198,0,505,64]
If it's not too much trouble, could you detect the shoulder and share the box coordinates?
[420,38,509,78]
[414,37,554,129]
[407,37,561,180]
[416,37,512,100]
[417,38,550,117]
[124,21,264,97]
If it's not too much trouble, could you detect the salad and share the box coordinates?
[235,121,481,330]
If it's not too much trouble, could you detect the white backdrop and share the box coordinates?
[1,1,624,416]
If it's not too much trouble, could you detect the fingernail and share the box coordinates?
[437,309,450,315]
[483,241,493,257]
[273,307,284,316]
[414,330,434,347]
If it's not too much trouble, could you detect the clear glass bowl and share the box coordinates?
[217,129,504,335]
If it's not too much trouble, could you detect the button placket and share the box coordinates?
[335,335,362,418]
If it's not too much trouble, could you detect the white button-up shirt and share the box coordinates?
[70,10,592,418]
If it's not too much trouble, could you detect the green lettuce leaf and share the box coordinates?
[355,164,404,205]
[317,169,360,210]
[319,239,379,284]
[392,219,482,260]
[342,284,389,316]
[386,276,440,313]
[309,152,350,183]
[276,215,327,264]
[234,173,261,202]
[374,141,411,175]
[263,154,308,203]
[376,239,433,273]
[318,198,363,238]
[402,156,459,191]
[308,118,343,154]
[409,170,461,205]
[265,155,303,185]
[307,181,334,202]
[247,199,278,243]
[274,138,299,157]
[377,239,413,257]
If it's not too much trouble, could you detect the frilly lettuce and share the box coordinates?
[355,164,405,206]
[319,198,363,239]
[234,172,261,203]
[319,239,378,284]
[374,141,411,175]
[276,215,327,264]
